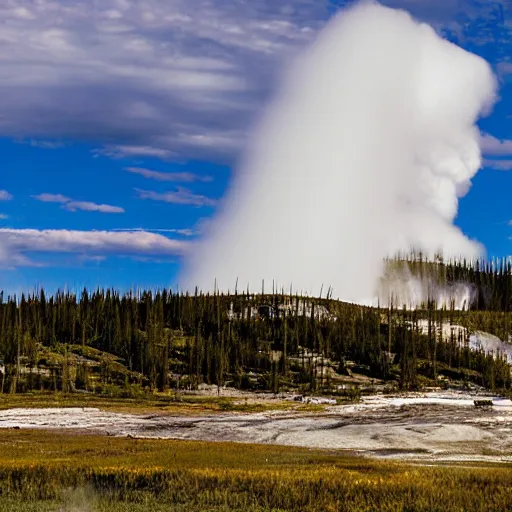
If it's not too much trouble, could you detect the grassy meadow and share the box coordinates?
[0,429,510,511]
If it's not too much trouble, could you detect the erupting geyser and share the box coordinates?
[182,2,497,304]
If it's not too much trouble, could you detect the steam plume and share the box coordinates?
[182,2,497,304]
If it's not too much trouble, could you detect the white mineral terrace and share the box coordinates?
[1,391,512,463]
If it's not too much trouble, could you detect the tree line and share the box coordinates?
[0,274,511,395]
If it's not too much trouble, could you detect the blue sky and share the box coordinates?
[1,0,512,294]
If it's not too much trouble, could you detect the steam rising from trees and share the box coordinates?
[182,2,497,304]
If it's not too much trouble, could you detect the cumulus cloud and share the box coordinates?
[0,190,13,201]
[33,193,124,213]
[182,3,497,303]
[126,167,212,183]
[136,188,217,207]
[0,228,187,267]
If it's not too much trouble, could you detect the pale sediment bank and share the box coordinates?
[1,391,512,464]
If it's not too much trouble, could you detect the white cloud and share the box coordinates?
[483,159,512,171]
[0,214,8,220]
[125,167,212,182]
[497,61,512,76]
[33,193,124,213]
[113,227,198,236]
[0,228,188,267]
[95,146,174,160]
[0,190,13,201]
[63,201,124,213]
[33,193,70,203]
[480,133,512,156]
[0,0,508,164]
[174,228,197,237]
[0,0,326,161]
[136,187,217,207]
[0,0,507,163]
[20,140,65,149]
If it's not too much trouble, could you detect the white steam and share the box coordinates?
[182,2,497,304]
[378,263,477,310]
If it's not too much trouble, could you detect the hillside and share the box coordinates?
[1,276,512,398]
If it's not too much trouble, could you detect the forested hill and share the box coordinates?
[1,258,512,397]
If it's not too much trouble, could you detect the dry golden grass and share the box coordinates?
[0,429,510,511]
[0,391,336,416]
[0,393,234,416]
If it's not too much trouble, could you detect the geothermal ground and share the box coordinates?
[1,391,512,464]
